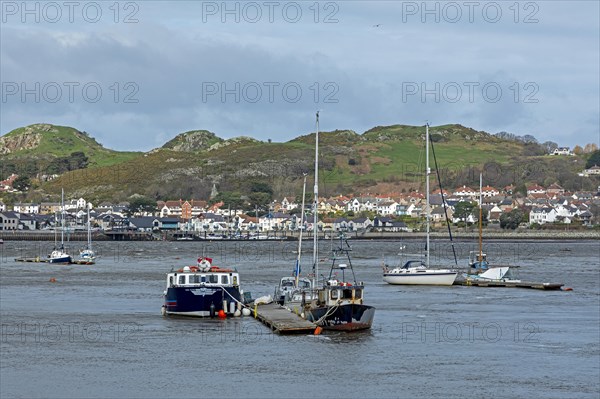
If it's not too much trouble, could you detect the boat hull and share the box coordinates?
[383,272,457,286]
[164,286,242,317]
[48,255,72,264]
[306,304,375,331]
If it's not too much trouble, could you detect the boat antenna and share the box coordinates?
[428,132,458,266]
[312,111,320,290]
[295,173,308,286]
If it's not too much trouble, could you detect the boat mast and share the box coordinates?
[60,188,65,249]
[312,111,320,290]
[295,173,308,286]
[478,173,483,262]
[87,204,92,250]
[425,124,430,268]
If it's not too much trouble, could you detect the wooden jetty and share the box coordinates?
[459,279,564,290]
[15,257,94,265]
[254,303,317,334]
[15,257,48,263]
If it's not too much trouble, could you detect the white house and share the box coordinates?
[13,203,40,214]
[529,207,557,225]
[377,201,398,216]
[348,217,372,231]
[453,186,478,199]
[347,198,361,213]
[0,211,20,230]
[527,184,546,195]
[580,165,600,177]
[0,201,5,212]
[552,147,573,156]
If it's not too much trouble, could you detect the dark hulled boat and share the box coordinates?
[304,234,375,331]
[162,257,245,317]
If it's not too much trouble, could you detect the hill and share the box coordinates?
[1,123,596,204]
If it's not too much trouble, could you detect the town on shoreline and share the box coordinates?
[1,181,599,241]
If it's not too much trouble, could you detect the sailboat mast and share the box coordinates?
[60,188,65,247]
[479,173,483,262]
[312,111,320,289]
[87,204,92,250]
[425,124,430,268]
[295,173,308,286]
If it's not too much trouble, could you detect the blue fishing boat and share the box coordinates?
[161,257,245,317]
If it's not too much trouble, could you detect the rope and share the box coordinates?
[313,300,342,325]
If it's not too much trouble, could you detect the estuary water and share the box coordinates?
[1,239,598,399]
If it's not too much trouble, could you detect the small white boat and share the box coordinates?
[383,260,457,286]
[465,266,520,283]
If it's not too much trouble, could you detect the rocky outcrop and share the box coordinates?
[0,124,53,154]
[161,130,223,152]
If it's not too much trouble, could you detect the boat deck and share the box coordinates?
[254,303,317,334]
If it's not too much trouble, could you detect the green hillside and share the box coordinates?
[0,124,140,168]
[2,122,595,204]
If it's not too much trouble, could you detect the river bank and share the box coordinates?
[1,229,598,241]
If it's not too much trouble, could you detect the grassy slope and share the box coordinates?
[2,124,140,167]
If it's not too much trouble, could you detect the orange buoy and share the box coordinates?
[562,287,573,291]
[314,326,323,335]
[49,277,56,283]
[217,310,226,319]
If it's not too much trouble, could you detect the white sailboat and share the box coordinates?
[48,189,72,264]
[383,124,457,286]
[79,204,96,263]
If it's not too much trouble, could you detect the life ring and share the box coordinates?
[198,259,211,271]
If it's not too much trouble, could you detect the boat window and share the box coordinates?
[190,275,200,284]
[169,276,173,286]
[233,276,238,285]
[355,289,362,299]
[343,289,353,299]
[331,290,339,300]
[221,275,228,284]
[178,275,186,285]
[299,280,310,288]
[201,276,206,283]
[208,274,218,284]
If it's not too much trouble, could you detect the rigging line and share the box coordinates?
[429,134,459,267]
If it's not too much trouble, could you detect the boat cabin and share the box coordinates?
[166,265,240,289]
[318,279,364,307]
[469,251,489,270]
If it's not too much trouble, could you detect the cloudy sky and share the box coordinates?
[1,1,599,151]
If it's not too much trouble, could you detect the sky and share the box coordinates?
[1,1,599,151]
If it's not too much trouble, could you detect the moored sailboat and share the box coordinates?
[383,124,457,286]
[78,204,96,263]
[48,189,72,264]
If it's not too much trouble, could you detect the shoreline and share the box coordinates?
[1,230,598,241]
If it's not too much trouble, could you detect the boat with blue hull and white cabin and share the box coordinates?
[162,257,246,317]
[48,189,72,264]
